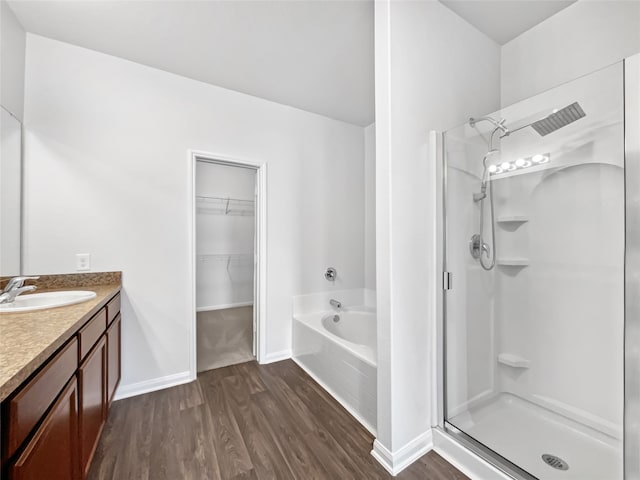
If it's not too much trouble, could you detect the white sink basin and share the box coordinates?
[0,291,97,313]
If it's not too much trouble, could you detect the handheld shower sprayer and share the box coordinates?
[467,102,586,272]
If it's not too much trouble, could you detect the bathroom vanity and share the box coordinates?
[0,274,121,480]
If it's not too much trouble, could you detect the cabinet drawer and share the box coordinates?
[78,309,106,361]
[106,293,120,326]
[5,338,78,460]
[10,377,79,480]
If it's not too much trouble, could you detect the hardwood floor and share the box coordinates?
[88,360,468,480]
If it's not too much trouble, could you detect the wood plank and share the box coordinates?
[199,372,253,478]
[221,373,294,480]
[177,404,222,480]
[253,391,331,479]
[147,387,183,480]
[230,362,266,394]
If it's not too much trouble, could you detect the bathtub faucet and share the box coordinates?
[329,299,342,310]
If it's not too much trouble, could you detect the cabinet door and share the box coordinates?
[78,336,107,478]
[106,314,121,405]
[11,377,80,480]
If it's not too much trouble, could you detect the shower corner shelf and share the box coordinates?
[496,258,530,267]
[497,215,529,225]
[498,353,531,369]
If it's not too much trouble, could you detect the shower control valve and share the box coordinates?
[469,234,490,260]
[325,267,337,282]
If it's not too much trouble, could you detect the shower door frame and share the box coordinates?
[438,127,540,480]
[437,56,640,480]
[624,53,640,480]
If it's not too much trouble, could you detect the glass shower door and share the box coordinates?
[443,62,624,479]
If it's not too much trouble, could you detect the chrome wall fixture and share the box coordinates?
[324,267,337,281]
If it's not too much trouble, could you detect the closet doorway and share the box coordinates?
[190,153,265,374]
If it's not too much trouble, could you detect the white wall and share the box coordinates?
[364,123,376,291]
[196,162,255,310]
[0,0,25,119]
[373,0,501,468]
[23,34,365,392]
[501,0,640,106]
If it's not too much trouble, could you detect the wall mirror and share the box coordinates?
[1,105,23,276]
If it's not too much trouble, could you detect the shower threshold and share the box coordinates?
[448,393,622,479]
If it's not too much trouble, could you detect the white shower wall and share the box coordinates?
[196,162,255,310]
[493,63,624,436]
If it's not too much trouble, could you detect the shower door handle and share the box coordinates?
[443,271,453,290]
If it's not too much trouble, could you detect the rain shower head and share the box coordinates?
[529,102,586,136]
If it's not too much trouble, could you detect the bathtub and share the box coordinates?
[293,307,377,434]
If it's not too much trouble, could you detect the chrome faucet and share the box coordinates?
[0,276,39,304]
[329,298,342,310]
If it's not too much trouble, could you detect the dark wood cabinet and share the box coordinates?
[4,338,78,460]
[10,377,80,480]
[107,314,121,406]
[1,290,121,480]
[79,336,107,477]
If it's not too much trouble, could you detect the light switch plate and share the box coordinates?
[76,253,91,271]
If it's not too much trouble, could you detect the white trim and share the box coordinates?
[113,371,192,401]
[371,430,433,476]
[188,150,268,381]
[196,301,253,313]
[432,428,513,480]
[431,129,445,428]
[292,356,376,436]
[260,349,291,364]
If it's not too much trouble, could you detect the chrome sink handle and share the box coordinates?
[0,285,37,304]
[3,276,40,293]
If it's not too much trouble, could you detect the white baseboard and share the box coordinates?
[113,370,193,401]
[259,349,291,364]
[432,428,512,480]
[371,430,433,476]
[196,301,253,312]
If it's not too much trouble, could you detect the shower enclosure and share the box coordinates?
[441,56,639,479]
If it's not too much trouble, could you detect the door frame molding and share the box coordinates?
[187,150,267,378]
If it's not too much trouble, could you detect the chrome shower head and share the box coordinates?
[530,102,586,136]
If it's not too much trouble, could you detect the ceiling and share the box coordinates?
[8,0,578,127]
[440,0,577,45]
[8,0,375,126]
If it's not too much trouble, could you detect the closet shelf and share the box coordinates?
[496,258,530,267]
[197,253,253,270]
[196,195,255,216]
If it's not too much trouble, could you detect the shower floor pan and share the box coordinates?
[448,393,622,480]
